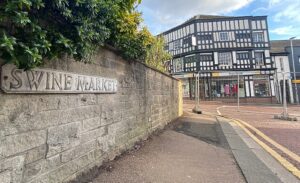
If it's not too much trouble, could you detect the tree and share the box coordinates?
[145,36,172,72]
[0,0,144,69]
[0,0,170,70]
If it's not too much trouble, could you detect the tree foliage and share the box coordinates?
[0,0,170,70]
[145,36,171,72]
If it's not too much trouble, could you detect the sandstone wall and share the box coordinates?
[0,48,182,183]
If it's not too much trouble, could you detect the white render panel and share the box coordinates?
[230,21,234,29]
[204,22,208,31]
[264,31,269,42]
[245,80,250,97]
[217,22,221,30]
[262,20,267,29]
[208,22,212,31]
[239,20,244,29]
[244,20,249,29]
[232,51,237,64]
[270,79,275,96]
[235,20,239,29]
[252,21,256,29]
[214,52,219,64]
[265,50,270,58]
[250,80,254,97]
[222,21,226,30]
[213,22,217,31]
[257,21,261,29]
[190,24,195,33]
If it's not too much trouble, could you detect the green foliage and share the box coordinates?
[0,0,170,70]
[145,36,172,72]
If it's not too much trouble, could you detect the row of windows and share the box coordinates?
[164,19,267,43]
[196,20,267,33]
[172,51,267,72]
[167,32,265,51]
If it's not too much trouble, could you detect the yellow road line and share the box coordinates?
[217,107,300,163]
[236,119,300,164]
[232,119,300,179]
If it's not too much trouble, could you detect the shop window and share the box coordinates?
[254,52,265,66]
[210,77,244,98]
[253,75,270,97]
[218,52,232,66]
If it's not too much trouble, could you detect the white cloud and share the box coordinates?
[271,26,294,35]
[273,3,300,22]
[270,26,300,38]
[139,0,254,34]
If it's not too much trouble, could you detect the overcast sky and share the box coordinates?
[138,0,300,40]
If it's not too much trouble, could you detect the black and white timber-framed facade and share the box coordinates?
[161,15,276,101]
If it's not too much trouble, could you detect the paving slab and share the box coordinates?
[91,115,245,183]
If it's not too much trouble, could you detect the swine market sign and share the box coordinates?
[1,64,118,94]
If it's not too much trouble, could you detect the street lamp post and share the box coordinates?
[193,71,202,114]
[290,37,299,104]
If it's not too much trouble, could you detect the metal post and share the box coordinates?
[197,72,200,106]
[237,74,240,112]
[290,37,299,104]
[193,71,202,114]
[194,74,197,105]
[282,73,288,117]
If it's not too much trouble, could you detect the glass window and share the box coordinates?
[218,52,232,66]
[237,52,249,60]
[173,58,183,73]
[210,76,244,98]
[219,32,229,41]
[253,32,264,42]
[254,52,265,66]
[174,40,181,50]
[253,75,270,97]
[184,55,197,72]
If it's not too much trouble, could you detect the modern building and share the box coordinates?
[161,15,276,103]
[271,39,300,104]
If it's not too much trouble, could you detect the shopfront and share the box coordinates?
[177,71,276,101]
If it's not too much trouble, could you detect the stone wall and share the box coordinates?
[0,47,182,183]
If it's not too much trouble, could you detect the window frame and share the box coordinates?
[254,51,265,66]
[218,52,233,66]
[252,32,264,42]
[219,32,229,41]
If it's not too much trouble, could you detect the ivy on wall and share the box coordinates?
[0,0,169,71]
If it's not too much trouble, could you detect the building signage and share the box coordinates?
[212,71,260,77]
[1,64,118,94]
[292,80,300,84]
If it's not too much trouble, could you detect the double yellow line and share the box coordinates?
[231,118,300,179]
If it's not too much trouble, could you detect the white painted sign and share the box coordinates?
[1,64,118,94]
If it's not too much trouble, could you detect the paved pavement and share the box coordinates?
[185,100,300,170]
[91,110,245,183]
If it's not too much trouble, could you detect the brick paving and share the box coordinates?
[184,100,300,169]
